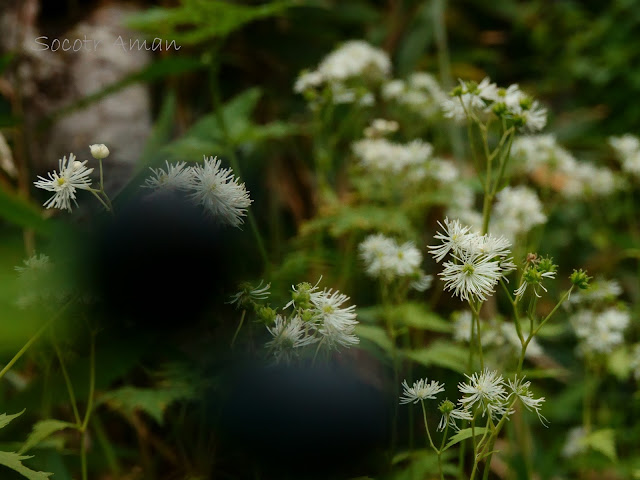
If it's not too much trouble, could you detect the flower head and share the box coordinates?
[34,153,94,211]
[228,280,271,310]
[440,252,503,302]
[266,315,317,363]
[310,288,359,348]
[400,378,445,404]
[507,376,547,426]
[437,399,473,431]
[143,161,194,191]
[428,217,472,263]
[458,369,510,418]
[189,156,252,227]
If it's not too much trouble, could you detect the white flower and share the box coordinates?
[440,251,503,302]
[570,307,629,355]
[561,427,588,458]
[507,376,547,426]
[428,217,472,263]
[14,253,51,276]
[143,161,194,191]
[364,118,399,138]
[266,315,317,363]
[352,138,433,174]
[310,288,359,348]
[34,153,94,211]
[491,186,546,241]
[359,234,397,277]
[451,311,473,343]
[293,70,324,93]
[387,241,422,276]
[228,280,271,309]
[441,77,498,121]
[189,156,252,227]
[410,273,433,292]
[437,404,473,431]
[566,277,622,306]
[609,134,640,159]
[400,378,445,404]
[359,234,426,283]
[317,40,391,83]
[89,144,110,160]
[458,369,510,418]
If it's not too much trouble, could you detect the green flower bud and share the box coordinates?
[523,266,543,285]
[438,399,455,415]
[301,309,316,323]
[292,282,313,310]
[537,256,558,275]
[519,96,533,111]
[450,85,464,97]
[492,102,507,116]
[570,269,591,290]
[257,306,277,325]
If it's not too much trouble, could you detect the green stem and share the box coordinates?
[52,336,82,426]
[231,309,246,347]
[81,334,96,432]
[91,415,121,476]
[532,287,573,337]
[88,189,112,212]
[81,430,88,480]
[0,299,74,382]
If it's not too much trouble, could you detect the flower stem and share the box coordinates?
[231,309,247,347]
[52,335,82,426]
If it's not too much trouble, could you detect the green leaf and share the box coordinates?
[0,451,52,480]
[444,427,488,450]
[300,205,414,238]
[0,410,25,430]
[99,385,194,426]
[582,429,617,462]
[393,303,451,333]
[125,0,294,45]
[0,187,56,236]
[403,341,469,373]
[355,324,393,354]
[19,420,76,454]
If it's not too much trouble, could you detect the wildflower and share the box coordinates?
[316,40,391,83]
[570,269,591,290]
[428,217,472,263]
[441,78,499,121]
[310,288,359,348]
[359,234,397,277]
[189,156,252,227]
[364,118,399,138]
[89,143,110,159]
[569,307,629,355]
[514,265,556,298]
[437,399,473,431]
[440,251,503,302]
[228,280,271,310]
[507,376,548,426]
[458,369,510,418]
[400,378,445,404]
[14,253,51,276]
[410,273,433,292]
[266,315,317,363]
[491,186,546,241]
[352,138,433,174]
[387,241,422,277]
[143,161,195,191]
[561,427,588,458]
[34,153,94,211]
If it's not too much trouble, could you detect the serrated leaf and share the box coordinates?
[403,341,469,373]
[19,420,76,454]
[0,451,52,480]
[99,385,194,425]
[355,324,393,353]
[125,0,294,45]
[300,205,414,238]
[0,410,25,430]
[444,427,488,450]
[583,429,617,462]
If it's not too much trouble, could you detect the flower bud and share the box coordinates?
[257,306,277,325]
[570,269,591,290]
[89,144,110,160]
[438,399,455,415]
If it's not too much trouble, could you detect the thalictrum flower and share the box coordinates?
[34,153,94,211]
[400,378,445,405]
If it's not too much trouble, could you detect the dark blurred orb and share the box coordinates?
[219,362,390,479]
[87,192,234,335]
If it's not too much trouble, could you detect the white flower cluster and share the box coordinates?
[428,218,514,302]
[609,134,640,179]
[401,370,546,428]
[358,233,432,291]
[512,135,619,198]
[143,156,252,227]
[490,186,547,241]
[569,307,630,356]
[441,78,547,132]
[14,253,58,308]
[34,153,94,212]
[352,138,433,174]
[254,279,360,363]
[382,72,447,118]
[294,40,390,105]
[566,276,629,356]
[363,118,399,138]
